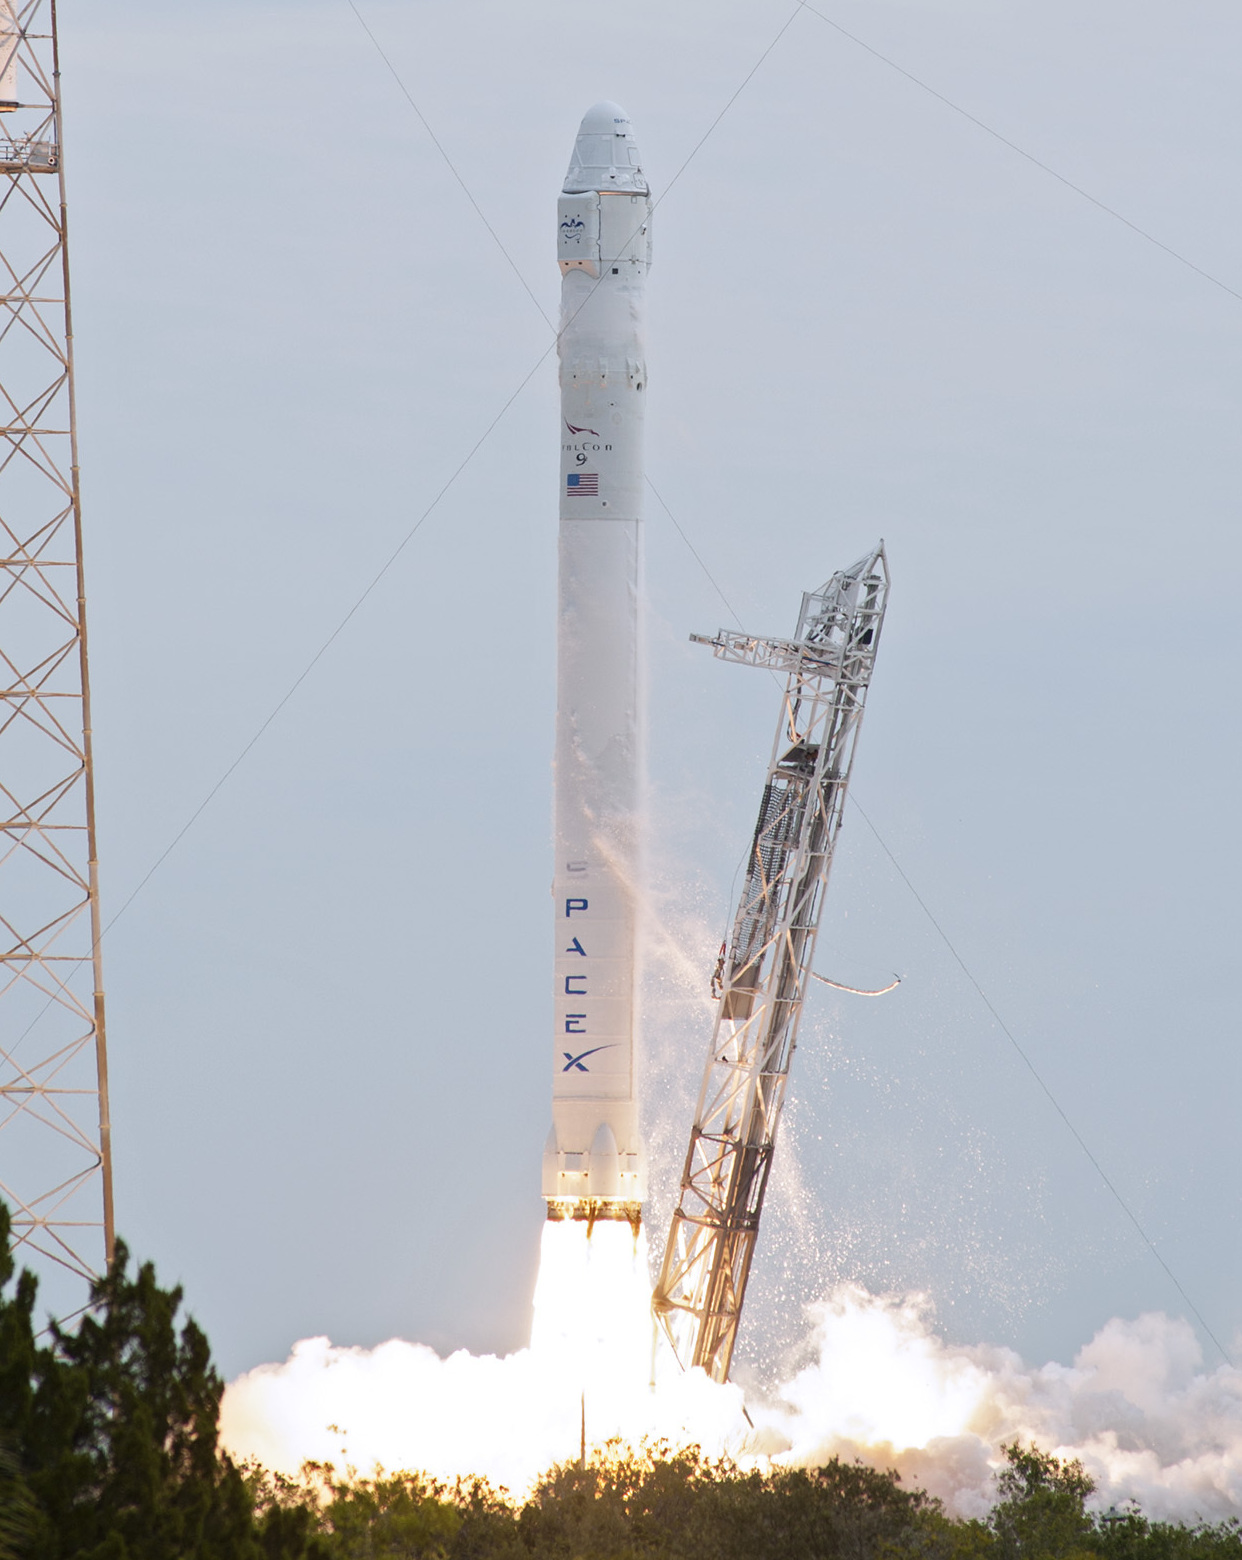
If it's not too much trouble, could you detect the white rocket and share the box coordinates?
[541,103,651,1225]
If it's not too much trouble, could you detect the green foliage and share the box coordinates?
[1091,1508,1242,1560]
[518,1442,713,1558]
[323,1470,463,1555]
[703,1457,937,1560]
[880,1506,998,1560]
[0,1441,36,1560]
[295,1442,1242,1560]
[511,1443,939,1560]
[309,1468,470,1559]
[0,1200,324,1560]
[248,1462,524,1560]
[254,1444,949,1560]
[990,1442,1096,1560]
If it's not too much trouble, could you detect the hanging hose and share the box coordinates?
[809,970,901,997]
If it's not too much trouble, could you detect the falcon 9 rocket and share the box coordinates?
[541,103,651,1227]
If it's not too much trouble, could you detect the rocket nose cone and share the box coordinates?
[564,100,648,195]
[579,100,631,136]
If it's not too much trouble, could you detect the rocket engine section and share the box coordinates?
[542,103,651,1228]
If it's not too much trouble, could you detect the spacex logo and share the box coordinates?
[562,1045,614,1074]
[565,420,600,437]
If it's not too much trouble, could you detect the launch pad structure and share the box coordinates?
[653,545,890,1384]
[0,0,113,1285]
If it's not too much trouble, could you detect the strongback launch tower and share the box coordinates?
[653,546,889,1382]
[0,0,113,1284]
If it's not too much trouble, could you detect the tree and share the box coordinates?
[514,1445,942,1560]
[694,1457,938,1560]
[990,1443,1095,1560]
[0,1200,324,1559]
[0,1442,36,1560]
[1091,1507,1242,1560]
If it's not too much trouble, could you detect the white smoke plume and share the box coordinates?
[221,1226,1242,1522]
[223,855,1242,1520]
[222,1221,746,1496]
[754,1286,1242,1521]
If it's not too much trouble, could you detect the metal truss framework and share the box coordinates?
[653,544,890,1383]
[0,0,113,1285]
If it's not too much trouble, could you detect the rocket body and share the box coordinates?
[541,103,651,1222]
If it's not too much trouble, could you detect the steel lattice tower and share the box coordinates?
[0,0,113,1285]
[653,546,889,1382]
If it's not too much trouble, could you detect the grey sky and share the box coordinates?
[51,0,1242,1380]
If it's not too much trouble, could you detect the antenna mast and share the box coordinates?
[0,0,113,1284]
[652,544,890,1382]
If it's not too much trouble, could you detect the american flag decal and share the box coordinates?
[566,472,599,496]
